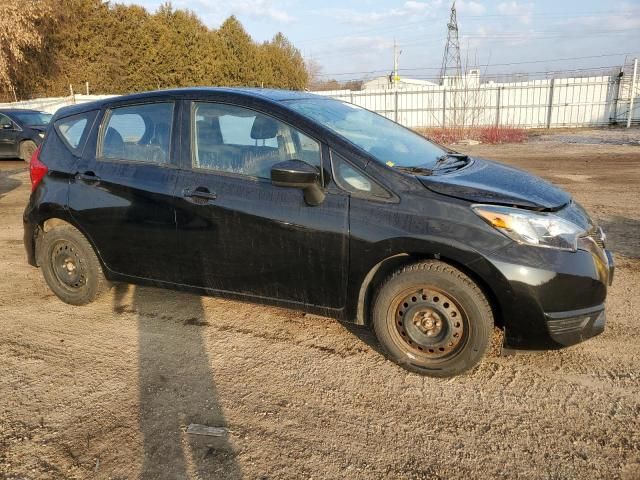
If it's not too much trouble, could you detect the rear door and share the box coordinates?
[68,100,181,282]
[174,100,349,309]
[0,113,19,157]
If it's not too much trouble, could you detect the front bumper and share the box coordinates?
[475,237,613,351]
[545,305,606,347]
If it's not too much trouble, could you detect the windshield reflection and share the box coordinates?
[286,98,446,169]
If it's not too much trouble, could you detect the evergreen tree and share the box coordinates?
[1,2,310,100]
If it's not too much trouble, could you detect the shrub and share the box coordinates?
[417,126,527,145]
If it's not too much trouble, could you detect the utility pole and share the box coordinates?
[627,58,638,128]
[392,39,402,88]
[440,1,462,85]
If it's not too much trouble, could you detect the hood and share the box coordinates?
[418,158,570,210]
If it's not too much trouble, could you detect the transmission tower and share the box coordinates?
[440,1,462,85]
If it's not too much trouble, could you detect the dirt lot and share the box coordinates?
[1,130,640,480]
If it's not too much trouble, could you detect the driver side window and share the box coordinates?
[191,102,321,180]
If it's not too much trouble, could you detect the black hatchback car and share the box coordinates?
[23,88,614,377]
[0,108,52,161]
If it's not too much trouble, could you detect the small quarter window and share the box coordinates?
[0,113,12,129]
[54,111,97,152]
[101,103,174,164]
[332,151,389,198]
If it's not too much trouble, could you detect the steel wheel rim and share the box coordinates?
[390,286,467,360]
[50,240,87,291]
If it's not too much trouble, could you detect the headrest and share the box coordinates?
[103,127,124,156]
[250,115,278,140]
[197,118,223,144]
[105,127,123,144]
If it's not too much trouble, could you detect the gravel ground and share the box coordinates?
[1,135,639,480]
[528,126,640,146]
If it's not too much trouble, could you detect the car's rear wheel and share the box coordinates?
[19,140,37,163]
[372,260,493,377]
[39,225,109,305]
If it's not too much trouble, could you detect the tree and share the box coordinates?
[216,16,261,87]
[0,1,50,99]
[306,58,324,89]
[3,3,312,100]
[261,33,308,89]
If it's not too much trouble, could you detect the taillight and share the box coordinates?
[29,146,48,192]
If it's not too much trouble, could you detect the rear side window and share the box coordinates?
[100,102,174,164]
[54,111,97,153]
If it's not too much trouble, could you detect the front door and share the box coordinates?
[68,101,181,282]
[174,101,349,309]
[0,114,19,157]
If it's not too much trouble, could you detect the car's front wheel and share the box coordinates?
[372,260,493,377]
[38,224,109,305]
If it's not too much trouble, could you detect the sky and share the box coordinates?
[121,0,640,82]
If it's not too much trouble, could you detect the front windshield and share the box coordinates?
[286,98,446,168]
[10,111,52,126]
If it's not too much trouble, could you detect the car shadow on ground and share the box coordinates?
[598,216,640,259]
[0,168,24,199]
[112,284,243,479]
[338,321,386,357]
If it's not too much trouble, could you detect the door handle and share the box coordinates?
[75,171,101,184]
[183,187,217,201]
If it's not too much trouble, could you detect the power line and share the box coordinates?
[405,52,637,71]
[309,27,639,60]
[316,65,622,83]
[316,53,636,77]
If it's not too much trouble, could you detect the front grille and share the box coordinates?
[547,315,591,335]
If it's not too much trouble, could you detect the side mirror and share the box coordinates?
[1,122,13,130]
[271,159,326,206]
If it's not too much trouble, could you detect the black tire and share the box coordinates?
[38,225,109,306]
[372,260,493,377]
[20,140,37,163]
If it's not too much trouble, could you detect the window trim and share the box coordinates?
[97,100,177,167]
[189,100,325,183]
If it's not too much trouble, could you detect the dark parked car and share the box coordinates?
[23,88,614,377]
[0,108,52,161]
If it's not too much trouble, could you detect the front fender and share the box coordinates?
[346,236,511,326]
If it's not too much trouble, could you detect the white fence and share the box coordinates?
[314,73,640,129]
[1,66,638,129]
[0,94,115,114]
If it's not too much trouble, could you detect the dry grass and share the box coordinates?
[417,126,528,145]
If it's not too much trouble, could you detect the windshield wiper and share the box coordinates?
[434,153,470,169]
[395,165,434,176]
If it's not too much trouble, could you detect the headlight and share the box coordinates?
[472,204,585,251]
[38,132,45,139]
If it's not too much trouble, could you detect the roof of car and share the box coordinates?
[116,87,321,102]
[0,108,48,114]
[52,87,327,118]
